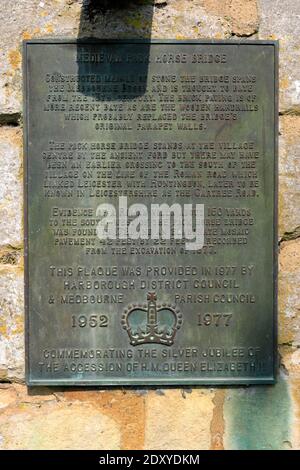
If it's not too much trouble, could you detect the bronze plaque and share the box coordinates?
[24,40,278,385]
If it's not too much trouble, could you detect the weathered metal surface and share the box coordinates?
[24,40,278,385]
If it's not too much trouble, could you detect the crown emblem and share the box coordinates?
[121,292,183,346]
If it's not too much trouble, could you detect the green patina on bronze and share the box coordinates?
[24,40,278,386]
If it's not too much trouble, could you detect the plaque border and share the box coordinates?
[23,39,278,386]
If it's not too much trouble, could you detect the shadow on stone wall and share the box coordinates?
[77,0,154,101]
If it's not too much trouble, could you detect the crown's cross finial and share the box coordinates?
[147,292,157,302]
[147,292,157,327]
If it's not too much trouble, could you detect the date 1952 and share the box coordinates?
[71,314,108,328]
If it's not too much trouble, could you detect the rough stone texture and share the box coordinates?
[0,384,17,409]
[201,0,259,36]
[259,0,300,112]
[210,390,225,450]
[0,0,82,116]
[281,347,300,449]
[278,239,300,347]
[0,379,299,450]
[54,389,146,450]
[144,389,214,449]
[0,0,270,117]
[0,387,121,449]
[0,127,22,247]
[148,1,228,40]
[279,116,300,237]
[0,385,149,450]
[0,0,265,117]
[0,266,24,381]
[0,386,216,450]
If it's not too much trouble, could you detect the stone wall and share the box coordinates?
[0,0,299,450]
